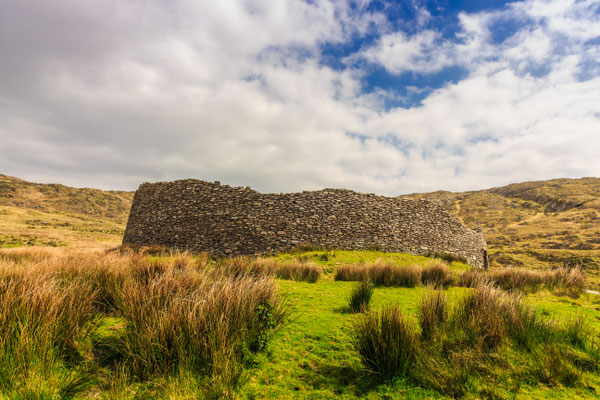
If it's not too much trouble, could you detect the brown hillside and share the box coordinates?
[401,178,600,288]
[0,174,133,249]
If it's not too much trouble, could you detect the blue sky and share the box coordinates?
[1,0,599,195]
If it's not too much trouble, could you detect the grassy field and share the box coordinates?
[1,247,598,399]
[2,174,600,398]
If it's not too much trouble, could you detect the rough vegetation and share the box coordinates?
[0,247,599,398]
[0,248,287,398]
[0,174,132,249]
[354,285,600,398]
[2,175,600,398]
[401,177,600,288]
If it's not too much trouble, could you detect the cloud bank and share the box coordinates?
[0,0,599,195]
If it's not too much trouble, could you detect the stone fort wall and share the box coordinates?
[123,179,488,268]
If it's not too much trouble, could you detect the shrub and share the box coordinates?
[418,289,448,340]
[421,260,453,288]
[352,305,418,378]
[348,281,374,313]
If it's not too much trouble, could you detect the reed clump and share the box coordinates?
[421,260,454,288]
[0,247,287,397]
[218,256,322,283]
[348,281,374,313]
[353,284,596,397]
[459,266,585,297]
[335,259,421,287]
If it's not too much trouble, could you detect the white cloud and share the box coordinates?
[0,0,599,196]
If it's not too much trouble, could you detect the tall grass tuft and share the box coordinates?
[219,257,322,283]
[348,281,374,313]
[0,247,288,397]
[111,265,287,385]
[336,259,421,287]
[418,289,448,340]
[564,314,591,349]
[421,260,453,288]
[352,304,418,378]
[0,255,100,395]
[452,283,506,350]
[459,266,585,297]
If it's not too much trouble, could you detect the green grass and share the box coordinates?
[1,248,599,399]
[240,277,600,399]
[275,250,471,272]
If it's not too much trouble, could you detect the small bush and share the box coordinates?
[421,260,453,288]
[348,281,374,313]
[352,305,418,378]
[418,289,448,340]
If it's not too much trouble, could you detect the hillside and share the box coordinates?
[1,174,599,287]
[0,174,133,248]
[401,177,600,288]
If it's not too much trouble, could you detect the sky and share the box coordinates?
[1,0,599,195]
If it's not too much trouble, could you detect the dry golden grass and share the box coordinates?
[335,258,422,287]
[0,247,288,397]
[217,256,322,282]
[459,266,585,297]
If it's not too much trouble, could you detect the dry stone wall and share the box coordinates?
[123,179,488,268]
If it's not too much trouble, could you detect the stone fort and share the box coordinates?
[123,179,488,268]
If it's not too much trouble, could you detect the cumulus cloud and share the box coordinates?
[0,0,599,195]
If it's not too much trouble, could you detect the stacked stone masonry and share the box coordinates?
[123,179,488,268]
